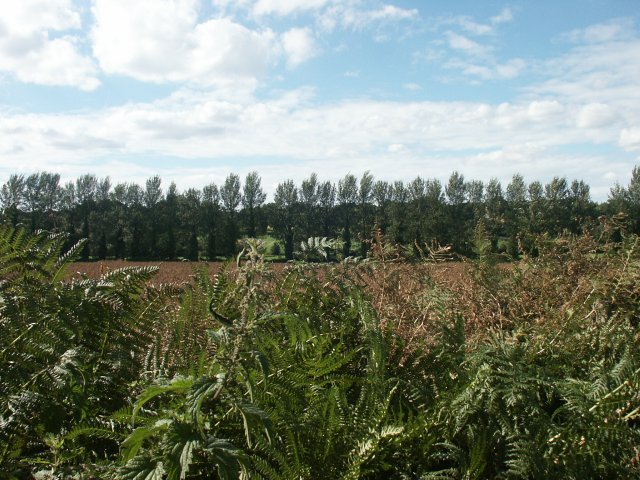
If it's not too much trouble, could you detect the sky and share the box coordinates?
[1,0,639,200]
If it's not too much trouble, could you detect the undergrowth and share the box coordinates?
[0,223,639,479]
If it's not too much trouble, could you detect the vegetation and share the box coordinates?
[1,216,639,478]
[4,167,640,262]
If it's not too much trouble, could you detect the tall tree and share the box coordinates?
[337,174,358,258]
[75,174,97,205]
[389,180,408,244]
[203,183,220,260]
[408,176,427,252]
[445,171,469,252]
[181,188,201,261]
[125,184,145,260]
[0,174,25,227]
[568,179,593,233]
[424,179,446,246]
[220,174,241,256]
[358,171,375,256]
[300,173,320,238]
[466,179,484,225]
[528,180,545,235]
[445,171,466,206]
[20,172,62,233]
[318,180,336,238]
[372,180,392,233]
[144,176,163,208]
[505,174,527,256]
[483,178,505,252]
[605,171,638,237]
[96,177,112,203]
[160,182,179,259]
[273,180,299,260]
[93,177,112,259]
[144,176,163,258]
[544,177,570,234]
[242,171,266,238]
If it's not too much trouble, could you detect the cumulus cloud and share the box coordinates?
[0,7,637,201]
[0,85,633,200]
[91,0,277,86]
[522,17,640,157]
[576,103,619,128]
[619,128,640,152]
[0,0,99,90]
[281,27,319,68]
[527,100,564,120]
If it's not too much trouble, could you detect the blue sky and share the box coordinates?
[1,0,639,200]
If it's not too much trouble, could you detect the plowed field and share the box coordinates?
[69,259,472,286]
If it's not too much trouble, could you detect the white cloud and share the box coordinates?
[281,27,319,68]
[528,38,640,120]
[1,10,638,201]
[1,0,80,35]
[91,0,277,86]
[576,103,619,128]
[388,143,408,153]
[253,0,328,17]
[364,5,418,23]
[319,3,418,31]
[495,58,525,78]
[450,57,525,80]
[0,86,634,199]
[424,8,521,83]
[438,8,513,37]
[0,0,99,90]
[527,100,564,120]
[562,18,634,44]
[490,7,513,25]
[457,18,493,35]
[619,127,640,152]
[445,32,491,57]
[212,0,253,16]
[403,82,422,91]
[441,16,493,36]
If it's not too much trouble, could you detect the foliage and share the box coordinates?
[13,167,640,261]
[295,236,335,262]
[1,224,640,478]
[0,226,172,478]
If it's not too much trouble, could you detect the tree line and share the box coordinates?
[1,167,639,261]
